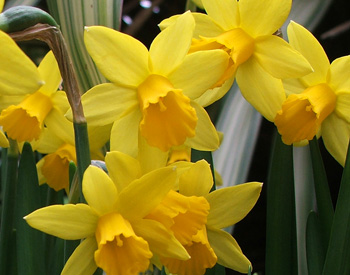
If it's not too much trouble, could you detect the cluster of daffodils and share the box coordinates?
[1,0,350,274]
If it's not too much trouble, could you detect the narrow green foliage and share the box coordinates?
[306,211,326,274]
[73,122,91,203]
[309,138,333,245]
[204,263,226,275]
[322,140,350,275]
[0,141,18,275]
[265,131,298,275]
[15,142,45,275]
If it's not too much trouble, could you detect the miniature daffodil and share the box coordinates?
[275,21,350,166]
[25,163,189,275]
[77,12,229,156]
[0,33,69,142]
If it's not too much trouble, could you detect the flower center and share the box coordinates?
[146,190,210,244]
[95,212,152,275]
[189,28,255,86]
[137,74,197,151]
[161,226,217,275]
[0,91,53,142]
[274,83,336,144]
[41,143,76,192]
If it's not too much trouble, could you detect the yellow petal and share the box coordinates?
[116,166,177,220]
[0,31,42,96]
[147,190,210,244]
[132,219,190,260]
[322,114,350,167]
[105,151,141,192]
[24,204,98,240]
[254,35,313,79]
[178,160,213,197]
[335,91,350,123]
[95,212,152,274]
[202,0,239,30]
[138,135,169,174]
[44,108,74,145]
[191,12,225,38]
[207,227,251,273]
[161,227,217,275]
[239,0,291,37]
[185,102,220,151]
[110,110,142,158]
[41,143,76,192]
[83,165,118,216]
[287,21,329,86]
[138,75,197,151]
[283,78,307,96]
[168,49,229,100]
[84,26,149,86]
[275,84,336,145]
[88,124,112,153]
[0,129,9,147]
[0,0,4,12]
[51,90,70,114]
[36,158,46,185]
[206,182,262,228]
[149,11,194,75]
[328,55,350,93]
[236,58,286,122]
[78,83,138,126]
[61,237,98,275]
[195,77,234,107]
[38,51,61,96]
[0,95,24,111]
[0,91,53,142]
[34,125,65,154]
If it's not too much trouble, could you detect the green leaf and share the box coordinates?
[309,138,334,245]
[265,131,298,275]
[204,263,226,275]
[0,141,18,275]
[15,142,46,275]
[46,0,123,92]
[306,211,326,274]
[322,140,350,274]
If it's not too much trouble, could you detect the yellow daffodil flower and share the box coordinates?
[25,163,190,275]
[0,0,3,12]
[274,21,350,166]
[78,12,229,156]
[0,32,68,142]
[160,0,312,109]
[105,148,261,274]
[34,110,111,192]
[157,160,262,274]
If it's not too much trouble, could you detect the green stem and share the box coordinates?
[308,138,334,245]
[265,131,298,275]
[0,140,18,275]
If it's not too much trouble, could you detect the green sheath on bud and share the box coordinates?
[0,6,58,33]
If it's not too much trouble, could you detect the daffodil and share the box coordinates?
[25,163,190,275]
[160,0,312,109]
[156,160,262,274]
[34,110,111,192]
[105,148,261,274]
[77,11,229,156]
[273,21,350,166]
[0,32,68,142]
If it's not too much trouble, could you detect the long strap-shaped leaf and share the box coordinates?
[265,131,298,275]
[47,0,123,92]
[15,142,46,275]
[322,140,350,275]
